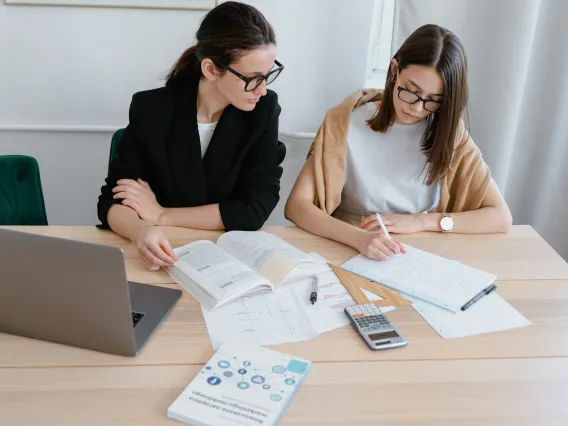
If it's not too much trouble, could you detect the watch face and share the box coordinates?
[441,216,454,231]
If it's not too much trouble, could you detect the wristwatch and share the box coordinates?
[440,213,454,233]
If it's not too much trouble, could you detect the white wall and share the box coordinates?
[0,0,375,225]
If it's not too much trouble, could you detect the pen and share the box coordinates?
[376,213,405,257]
[375,213,392,240]
[460,284,497,311]
[310,275,318,305]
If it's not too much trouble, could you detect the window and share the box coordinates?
[365,0,396,89]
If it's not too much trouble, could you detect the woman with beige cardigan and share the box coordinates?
[285,24,512,261]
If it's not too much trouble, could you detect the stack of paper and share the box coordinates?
[342,245,497,312]
[342,244,531,339]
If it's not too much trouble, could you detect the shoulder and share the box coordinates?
[126,86,178,135]
[450,118,489,171]
[130,86,176,114]
[325,89,383,121]
[453,118,477,152]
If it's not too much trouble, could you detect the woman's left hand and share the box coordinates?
[112,178,164,225]
[358,213,424,234]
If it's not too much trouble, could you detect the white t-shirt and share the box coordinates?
[338,103,439,215]
[197,121,218,158]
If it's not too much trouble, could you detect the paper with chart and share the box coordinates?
[202,286,316,349]
[410,292,531,339]
[202,269,395,348]
[342,244,497,312]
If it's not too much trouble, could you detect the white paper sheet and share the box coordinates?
[202,287,317,349]
[202,269,395,349]
[290,271,395,334]
[410,292,531,339]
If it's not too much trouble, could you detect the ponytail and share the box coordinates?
[165,1,276,87]
[166,45,201,86]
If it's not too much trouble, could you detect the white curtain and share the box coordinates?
[393,0,568,259]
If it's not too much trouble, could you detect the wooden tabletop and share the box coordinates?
[1,225,567,425]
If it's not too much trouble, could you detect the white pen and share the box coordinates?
[375,213,392,240]
[376,213,403,257]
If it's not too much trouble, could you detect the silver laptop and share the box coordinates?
[0,228,182,356]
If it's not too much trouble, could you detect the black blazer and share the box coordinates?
[97,79,286,231]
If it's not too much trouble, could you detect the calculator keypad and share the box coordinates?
[346,304,391,330]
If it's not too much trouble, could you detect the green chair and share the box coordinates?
[0,155,48,225]
[108,128,125,168]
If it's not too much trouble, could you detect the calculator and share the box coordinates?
[345,304,407,351]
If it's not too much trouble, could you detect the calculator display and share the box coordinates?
[368,330,399,341]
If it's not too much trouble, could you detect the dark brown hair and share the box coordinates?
[166,1,276,85]
[368,24,469,185]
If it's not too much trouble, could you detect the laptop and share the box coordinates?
[0,228,182,356]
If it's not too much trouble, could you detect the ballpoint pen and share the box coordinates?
[310,275,318,305]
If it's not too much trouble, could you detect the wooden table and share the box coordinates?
[1,225,568,425]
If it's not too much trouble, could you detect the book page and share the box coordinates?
[173,241,270,300]
[217,231,324,286]
[342,244,497,312]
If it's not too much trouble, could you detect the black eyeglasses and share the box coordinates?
[222,60,284,92]
[397,86,442,113]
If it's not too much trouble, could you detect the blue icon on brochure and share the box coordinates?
[285,378,296,385]
[223,371,234,378]
[207,377,221,386]
[251,375,265,384]
[272,365,286,374]
[243,361,251,367]
[270,394,282,402]
[237,382,250,390]
[218,361,230,369]
[238,369,247,375]
[205,366,212,370]
[263,384,270,390]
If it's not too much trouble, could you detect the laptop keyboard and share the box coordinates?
[132,311,145,327]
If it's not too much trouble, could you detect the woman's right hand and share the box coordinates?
[136,225,178,271]
[354,231,406,261]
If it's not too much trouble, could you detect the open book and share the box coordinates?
[165,231,330,310]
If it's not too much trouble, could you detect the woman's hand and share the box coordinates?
[113,179,164,225]
[358,213,424,234]
[354,231,407,261]
[136,225,178,271]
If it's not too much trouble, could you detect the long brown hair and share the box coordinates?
[368,24,469,185]
[166,1,276,85]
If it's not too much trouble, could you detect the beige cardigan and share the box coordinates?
[308,89,492,223]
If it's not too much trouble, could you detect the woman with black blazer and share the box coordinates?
[97,1,285,271]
